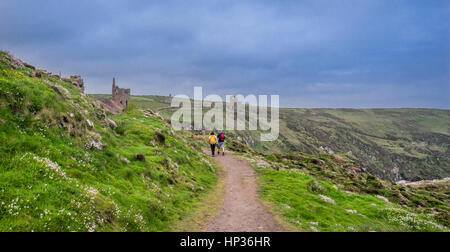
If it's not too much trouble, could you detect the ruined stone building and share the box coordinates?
[112,78,130,107]
[229,95,241,112]
[97,78,131,114]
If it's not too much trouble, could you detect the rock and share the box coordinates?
[70,75,85,91]
[143,109,156,117]
[143,109,165,120]
[310,181,324,193]
[319,146,334,155]
[311,159,325,165]
[319,194,336,205]
[50,84,72,100]
[89,131,102,141]
[397,192,410,203]
[376,195,390,204]
[256,160,268,168]
[186,182,195,191]
[33,72,42,78]
[108,119,117,128]
[396,177,450,187]
[97,110,107,120]
[86,119,94,128]
[4,51,25,69]
[136,154,145,161]
[346,209,358,214]
[24,62,35,70]
[120,157,130,164]
[85,140,104,150]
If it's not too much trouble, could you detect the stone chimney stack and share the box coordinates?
[112,77,116,99]
[230,95,238,112]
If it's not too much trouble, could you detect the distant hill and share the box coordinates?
[120,95,450,182]
[260,108,449,182]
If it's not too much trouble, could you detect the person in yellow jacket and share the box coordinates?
[208,131,217,157]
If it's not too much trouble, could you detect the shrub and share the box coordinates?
[121,168,134,180]
[136,154,145,161]
[155,132,165,145]
[115,126,125,136]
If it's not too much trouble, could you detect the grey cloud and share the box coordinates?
[0,0,448,108]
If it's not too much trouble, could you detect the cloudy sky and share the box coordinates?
[0,0,449,108]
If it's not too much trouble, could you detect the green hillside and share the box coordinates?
[123,95,450,182]
[226,142,449,231]
[261,108,450,181]
[0,52,219,231]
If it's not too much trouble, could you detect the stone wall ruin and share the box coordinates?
[112,77,130,107]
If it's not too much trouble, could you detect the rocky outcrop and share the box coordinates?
[143,109,165,121]
[3,51,25,69]
[319,195,336,204]
[69,75,85,91]
[97,98,126,114]
[2,51,85,92]
[50,84,72,100]
[396,177,450,187]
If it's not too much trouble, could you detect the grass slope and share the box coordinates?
[235,149,449,232]
[0,51,219,231]
[270,108,450,181]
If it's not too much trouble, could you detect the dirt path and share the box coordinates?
[203,150,284,232]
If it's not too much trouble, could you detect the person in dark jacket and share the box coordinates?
[217,131,226,156]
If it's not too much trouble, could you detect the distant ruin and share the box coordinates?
[96,78,131,114]
[112,78,130,107]
[229,95,241,112]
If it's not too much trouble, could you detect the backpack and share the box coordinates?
[219,133,225,141]
[209,135,217,144]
